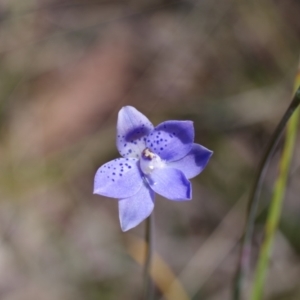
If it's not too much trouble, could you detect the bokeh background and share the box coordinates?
[0,0,300,299]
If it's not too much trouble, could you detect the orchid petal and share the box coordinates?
[146,120,194,162]
[119,183,155,231]
[117,106,154,158]
[168,144,213,179]
[94,158,142,198]
[146,167,191,201]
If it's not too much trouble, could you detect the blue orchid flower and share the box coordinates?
[94,106,212,231]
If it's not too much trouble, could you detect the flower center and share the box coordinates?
[140,148,165,175]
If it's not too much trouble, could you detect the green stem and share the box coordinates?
[144,213,154,300]
[233,86,300,300]
[251,73,300,300]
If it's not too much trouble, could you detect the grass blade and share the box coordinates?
[251,67,300,300]
[233,82,300,300]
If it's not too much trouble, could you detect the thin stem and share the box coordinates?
[251,69,300,300]
[233,86,300,300]
[144,213,154,300]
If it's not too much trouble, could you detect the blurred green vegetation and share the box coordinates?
[0,0,299,299]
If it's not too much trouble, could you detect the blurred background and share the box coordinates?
[0,0,300,299]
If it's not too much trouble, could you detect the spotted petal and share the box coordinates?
[168,144,213,179]
[146,167,191,201]
[117,106,154,158]
[94,158,143,198]
[146,120,194,162]
[118,183,155,231]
